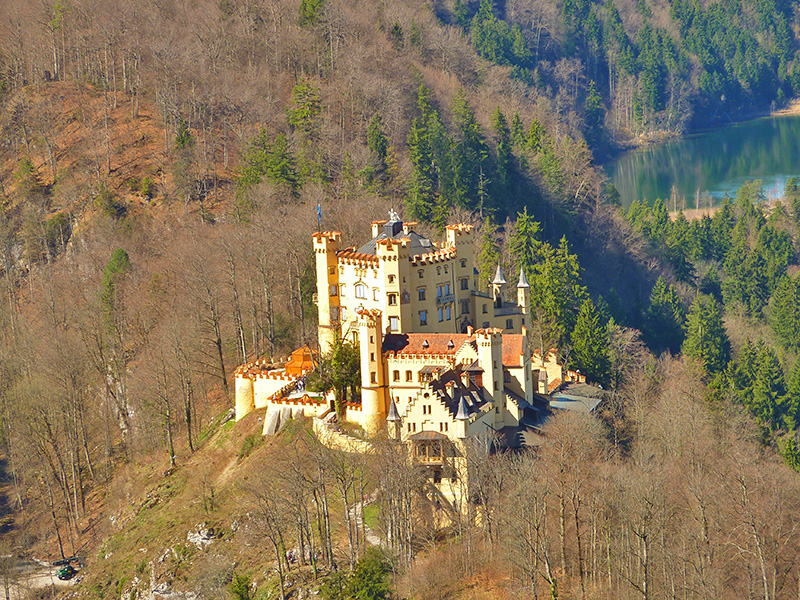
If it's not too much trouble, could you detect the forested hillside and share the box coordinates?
[1,0,800,599]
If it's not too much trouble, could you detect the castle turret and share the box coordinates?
[491,265,506,308]
[314,231,342,352]
[386,397,401,440]
[517,267,530,317]
[357,308,389,435]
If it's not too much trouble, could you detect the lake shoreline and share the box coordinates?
[602,99,800,162]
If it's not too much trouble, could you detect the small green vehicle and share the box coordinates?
[56,564,77,580]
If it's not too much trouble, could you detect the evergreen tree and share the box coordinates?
[363,114,389,189]
[751,345,786,428]
[287,81,322,138]
[510,112,525,147]
[682,294,730,373]
[265,133,300,193]
[643,276,685,354]
[785,176,800,223]
[453,0,469,28]
[532,237,588,347]
[477,219,500,291]
[571,297,611,386]
[451,90,488,211]
[784,359,800,430]
[490,107,512,200]
[507,207,542,275]
[771,274,800,351]
[470,0,512,64]
[584,80,604,147]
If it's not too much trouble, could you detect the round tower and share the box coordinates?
[357,308,389,435]
[235,373,255,421]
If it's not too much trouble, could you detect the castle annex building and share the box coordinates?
[234,212,586,510]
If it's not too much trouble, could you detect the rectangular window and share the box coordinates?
[482,304,487,314]
[418,287,426,301]
[460,300,469,315]
[340,284,346,296]
[389,316,399,331]
[406,370,413,382]
[506,318,513,329]
[331,307,339,321]
[371,372,377,384]
[393,370,400,382]
[438,307,444,322]
[460,278,469,290]
[373,289,379,301]
[482,321,490,328]
[437,285,443,298]
[388,294,397,306]
[340,307,347,320]
[355,284,367,299]
[446,305,451,320]
[420,310,428,326]
[370,352,375,362]
[388,274,396,283]
[329,284,338,296]
[445,283,450,295]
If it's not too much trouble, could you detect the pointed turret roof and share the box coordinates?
[492,264,507,285]
[517,266,530,288]
[386,398,401,422]
[455,396,471,421]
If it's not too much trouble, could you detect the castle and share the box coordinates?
[234,212,583,508]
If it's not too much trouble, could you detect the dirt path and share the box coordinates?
[2,559,77,600]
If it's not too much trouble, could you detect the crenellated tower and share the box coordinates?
[314,231,342,353]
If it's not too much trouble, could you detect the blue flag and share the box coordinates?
[316,203,322,229]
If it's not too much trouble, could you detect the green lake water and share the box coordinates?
[604,114,800,208]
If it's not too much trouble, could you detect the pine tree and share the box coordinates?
[490,107,512,201]
[751,345,786,428]
[470,0,512,64]
[784,359,800,430]
[477,219,500,291]
[682,294,730,373]
[507,207,542,276]
[510,112,525,147]
[451,90,488,211]
[532,237,588,348]
[643,276,685,354]
[571,297,611,386]
[584,80,604,147]
[771,274,800,351]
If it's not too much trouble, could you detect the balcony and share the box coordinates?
[436,293,455,306]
